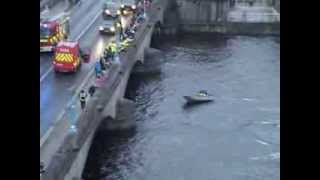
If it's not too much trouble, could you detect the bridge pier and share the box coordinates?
[132,48,163,75]
[104,98,136,131]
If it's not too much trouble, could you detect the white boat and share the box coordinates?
[183,90,213,104]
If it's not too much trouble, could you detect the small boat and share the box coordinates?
[183,90,214,104]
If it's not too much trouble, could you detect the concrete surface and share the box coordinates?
[227,6,280,22]
[162,0,279,35]
[175,0,230,24]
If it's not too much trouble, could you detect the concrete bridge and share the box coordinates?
[40,0,279,179]
[40,0,169,179]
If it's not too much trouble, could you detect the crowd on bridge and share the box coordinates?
[78,0,152,110]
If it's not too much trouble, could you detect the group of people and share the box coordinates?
[78,0,153,110]
[95,42,117,78]
[79,42,118,110]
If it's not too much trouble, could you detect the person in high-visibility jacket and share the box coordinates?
[110,41,117,53]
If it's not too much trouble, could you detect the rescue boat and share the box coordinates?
[183,90,214,104]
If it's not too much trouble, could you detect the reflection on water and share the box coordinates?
[83,35,280,180]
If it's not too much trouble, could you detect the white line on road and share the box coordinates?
[40,67,53,83]
[40,68,95,148]
[40,10,102,83]
[75,10,102,41]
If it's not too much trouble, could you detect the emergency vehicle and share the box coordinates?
[120,0,137,16]
[99,21,117,35]
[53,41,89,73]
[102,0,121,19]
[40,13,70,52]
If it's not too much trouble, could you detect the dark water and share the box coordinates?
[83,35,280,180]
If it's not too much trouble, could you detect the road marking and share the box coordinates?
[40,10,102,83]
[40,68,95,148]
[40,67,54,83]
[40,126,54,147]
[75,10,102,41]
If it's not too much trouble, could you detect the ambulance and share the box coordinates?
[53,41,89,73]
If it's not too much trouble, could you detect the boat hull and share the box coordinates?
[183,96,213,104]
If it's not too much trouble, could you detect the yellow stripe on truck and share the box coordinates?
[55,53,63,62]
[66,54,72,62]
[56,53,73,63]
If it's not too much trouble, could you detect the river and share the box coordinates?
[83,34,280,180]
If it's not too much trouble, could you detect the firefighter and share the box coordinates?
[79,90,87,110]
[106,46,114,60]
[110,42,117,57]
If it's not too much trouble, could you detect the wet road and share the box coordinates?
[40,0,132,137]
[40,0,105,78]
[83,35,280,180]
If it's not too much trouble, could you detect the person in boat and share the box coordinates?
[197,90,208,96]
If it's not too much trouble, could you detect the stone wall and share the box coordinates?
[178,22,279,35]
[162,0,279,35]
[175,0,230,24]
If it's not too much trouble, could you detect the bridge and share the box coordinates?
[40,0,169,179]
[40,0,280,179]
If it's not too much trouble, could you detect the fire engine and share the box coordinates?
[53,41,90,73]
[40,13,70,52]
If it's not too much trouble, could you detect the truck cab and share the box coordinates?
[40,13,70,52]
[40,21,59,52]
[53,41,89,73]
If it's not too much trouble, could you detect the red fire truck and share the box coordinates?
[53,41,90,73]
[40,13,70,52]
